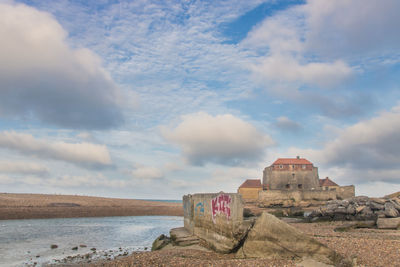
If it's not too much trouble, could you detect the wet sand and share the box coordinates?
[0,193,183,220]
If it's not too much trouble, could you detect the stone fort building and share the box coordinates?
[238,157,355,203]
[262,157,320,191]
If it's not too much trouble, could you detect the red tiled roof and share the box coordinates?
[272,158,313,165]
[239,179,262,188]
[319,177,339,187]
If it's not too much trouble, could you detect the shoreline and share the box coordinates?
[0,193,183,220]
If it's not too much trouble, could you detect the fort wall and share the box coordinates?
[263,166,320,190]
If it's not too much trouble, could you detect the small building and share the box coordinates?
[319,177,339,191]
[238,179,262,201]
[262,156,320,191]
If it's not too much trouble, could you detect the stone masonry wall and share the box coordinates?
[263,166,320,190]
[336,185,355,200]
[258,189,337,207]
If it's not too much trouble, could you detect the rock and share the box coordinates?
[289,207,304,217]
[79,244,87,248]
[151,234,171,251]
[370,201,384,211]
[350,196,369,205]
[243,208,255,217]
[389,199,400,211]
[334,206,348,214]
[355,206,365,213]
[377,217,400,229]
[370,198,386,205]
[50,244,58,249]
[72,247,78,250]
[298,201,311,208]
[90,248,96,251]
[334,221,375,232]
[346,206,355,215]
[236,212,350,266]
[384,202,399,218]
[361,206,373,216]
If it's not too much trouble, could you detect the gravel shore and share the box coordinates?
[0,193,183,220]
[88,221,399,267]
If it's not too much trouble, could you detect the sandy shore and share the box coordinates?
[0,193,183,220]
[86,221,400,267]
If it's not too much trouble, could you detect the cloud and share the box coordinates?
[131,164,163,180]
[275,116,302,132]
[0,161,49,175]
[286,104,400,185]
[48,174,127,188]
[0,2,123,129]
[161,112,274,166]
[251,55,353,88]
[304,0,400,59]
[321,106,400,172]
[0,131,112,168]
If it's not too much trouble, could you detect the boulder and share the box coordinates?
[334,206,348,214]
[376,217,400,229]
[236,212,350,266]
[370,198,386,205]
[384,202,399,218]
[389,200,400,211]
[370,201,384,211]
[151,234,171,251]
[346,206,355,215]
[355,206,365,213]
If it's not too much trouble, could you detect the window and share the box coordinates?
[279,165,283,169]
[298,184,303,189]
[285,184,290,189]
[292,165,295,169]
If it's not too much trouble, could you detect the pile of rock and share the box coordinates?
[308,195,400,229]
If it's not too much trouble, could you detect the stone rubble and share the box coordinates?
[308,195,400,228]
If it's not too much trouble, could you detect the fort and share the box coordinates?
[238,157,355,207]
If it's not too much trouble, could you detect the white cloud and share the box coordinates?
[285,104,400,187]
[0,2,123,129]
[275,116,302,132]
[320,107,400,172]
[48,174,127,188]
[131,164,163,180]
[0,131,111,168]
[304,0,400,59]
[161,112,274,166]
[251,55,352,88]
[0,161,48,175]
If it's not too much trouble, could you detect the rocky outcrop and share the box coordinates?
[236,212,350,266]
[308,195,400,223]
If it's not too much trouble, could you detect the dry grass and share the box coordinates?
[0,193,183,220]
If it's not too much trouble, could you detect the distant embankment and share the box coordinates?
[0,193,183,220]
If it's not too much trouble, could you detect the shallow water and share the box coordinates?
[0,216,183,267]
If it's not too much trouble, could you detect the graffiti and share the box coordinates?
[211,193,231,223]
[195,202,204,216]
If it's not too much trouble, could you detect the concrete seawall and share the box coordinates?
[183,192,248,252]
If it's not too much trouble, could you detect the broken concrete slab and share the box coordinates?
[376,217,400,229]
[236,212,350,266]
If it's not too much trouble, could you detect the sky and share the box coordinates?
[0,0,399,199]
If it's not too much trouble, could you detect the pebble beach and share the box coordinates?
[85,221,399,267]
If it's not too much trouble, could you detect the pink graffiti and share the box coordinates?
[211,193,231,223]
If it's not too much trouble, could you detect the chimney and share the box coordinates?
[296,155,300,159]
